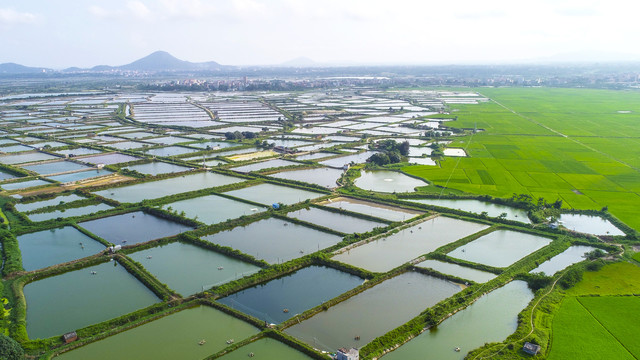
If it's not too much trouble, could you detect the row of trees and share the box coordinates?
[366,140,410,166]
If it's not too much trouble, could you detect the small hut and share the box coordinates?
[62,331,77,344]
[522,342,541,355]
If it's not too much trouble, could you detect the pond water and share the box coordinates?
[15,194,84,213]
[219,266,363,324]
[142,146,198,157]
[80,153,140,165]
[124,161,192,176]
[202,217,342,264]
[18,226,105,271]
[285,271,461,352]
[0,152,59,164]
[443,148,467,157]
[294,152,333,161]
[48,169,112,183]
[56,305,258,360]
[26,202,113,222]
[79,211,194,246]
[319,151,377,168]
[223,183,324,206]
[287,207,387,234]
[1,179,51,191]
[24,261,160,339]
[448,230,552,268]
[414,260,496,283]
[21,161,91,175]
[355,170,428,193]
[54,148,102,156]
[187,140,239,150]
[322,197,422,222]
[407,198,531,223]
[408,157,437,166]
[530,245,597,276]
[0,144,33,153]
[382,280,534,360]
[231,159,298,173]
[0,170,16,181]
[334,216,488,273]
[162,194,267,225]
[218,337,313,360]
[94,172,244,203]
[128,242,260,295]
[557,214,625,236]
[269,167,344,189]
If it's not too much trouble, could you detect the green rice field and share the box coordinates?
[403,88,640,231]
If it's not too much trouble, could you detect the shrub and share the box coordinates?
[558,267,583,289]
[0,334,24,360]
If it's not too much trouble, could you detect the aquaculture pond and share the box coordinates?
[26,203,114,222]
[230,159,298,173]
[79,211,194,246]
[222,183,324,206]
[322,197,422,222]
[21,161,91,175]
[80,153,140,165]
[56,305,258,360]
[141,146,198,157]
[202,217,342,264]
[17,226,105,271]
[54,148,101,156]
[24,261,160,339]
[0,152,58,164]
[219,266,363,324]
[217,337,313,360]
[0,170,16,180]
[1,179,51,191]
[354,170,428,193]
[269,167,344,189]
[558,213,625,236]
[382,280,534,360]
[124,161,192,175]
[47,169,112,183]
[530,245,597,276]
[14,194,84,213]
[128,242,260,295]
[287,207,387,234]
[162,194,267,225]
[407,198,531,223]
[319,151,378,168]
[285,272,461,352]
[94,171,244,203]
[333,216,488,273]
[415,260,496,283]
[448,230,552,268]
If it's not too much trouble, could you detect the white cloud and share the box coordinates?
[0,8,37,25]
[127,1,152,19]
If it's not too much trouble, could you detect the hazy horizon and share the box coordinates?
[2,0,640,68]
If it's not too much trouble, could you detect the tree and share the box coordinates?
[0,334,24,360]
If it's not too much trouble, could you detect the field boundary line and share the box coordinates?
[576,297,639,359]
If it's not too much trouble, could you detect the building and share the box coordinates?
[62,331,77,343]
[335,348,359,360]
[522,342,541,355]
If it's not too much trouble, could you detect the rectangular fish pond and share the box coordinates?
[269,167,345,189]
[322,197,422,222]
[201,217,343,264]
[447,230,552,268]
[216,337,314,360]
[124,161,192,176]
[128,242,261,295]
[161,194,267,225]
[333,216,489,273]
[14,194,84,213]
[381,280,534,360]
[407,198,531,223]
[55,305,259,360]
[284,271,461,352]
[286,206,388,234]
[93,171,244,203]
[530,245,597,276]
[18,226,105,271]
[24,261,160,339]
[222,183,325,206]
[218,266,364,324]
[26,203,114,222]
[79,211,194,246]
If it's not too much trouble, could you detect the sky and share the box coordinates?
[1,0,640,68]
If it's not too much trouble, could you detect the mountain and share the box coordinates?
[116,51,225,72]
[0,62,52,74]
